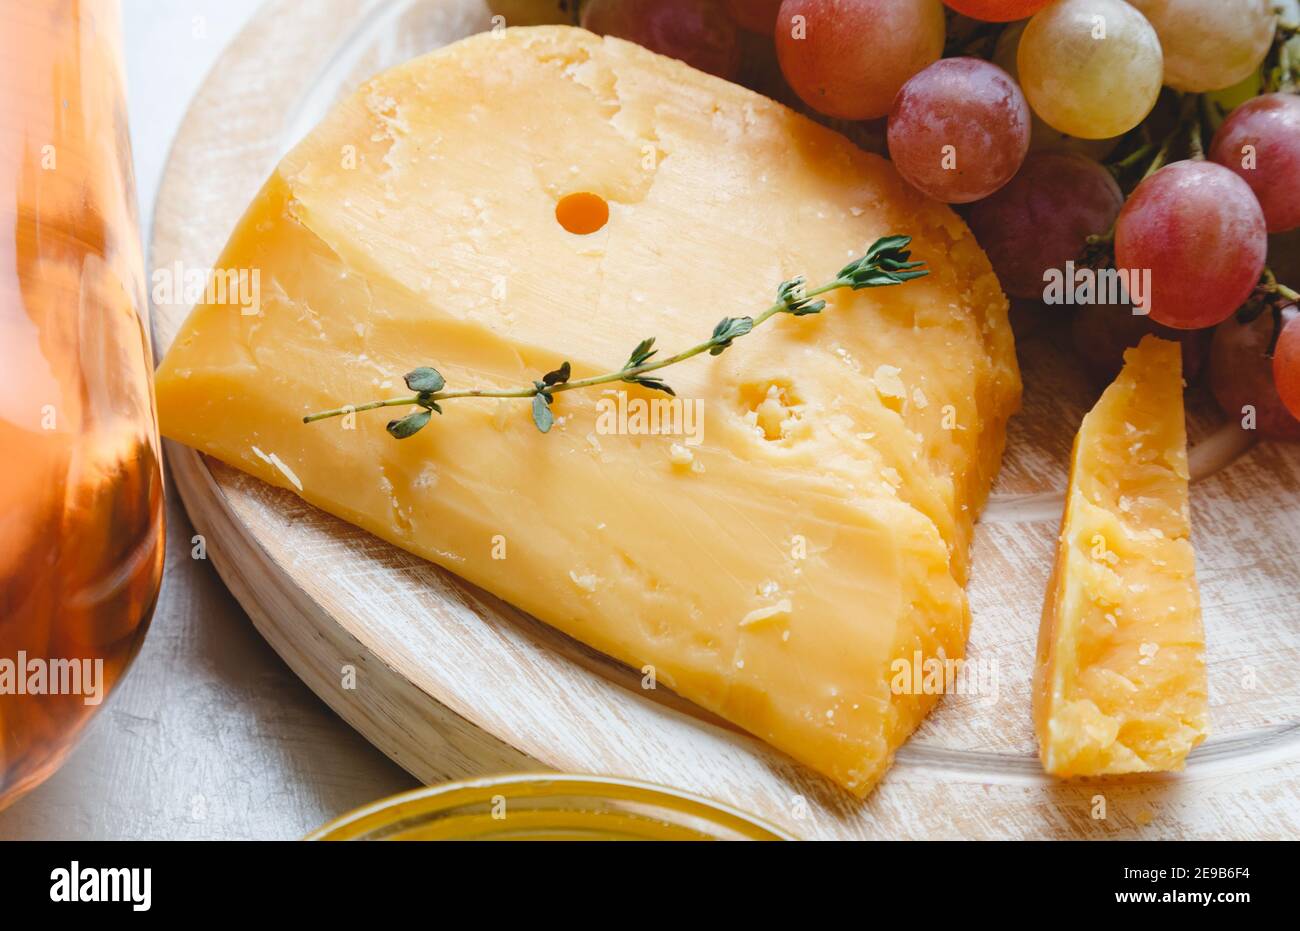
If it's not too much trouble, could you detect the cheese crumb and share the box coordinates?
[740,598,793,628]
[251,446,303,492]
[872,364,906,400]
[411,465,439,490]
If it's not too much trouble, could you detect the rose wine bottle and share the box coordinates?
[0,0,163,807]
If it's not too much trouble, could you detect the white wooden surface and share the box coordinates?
[0,0,416,842]
[5,0,1297,840]
[147,0,1300,839]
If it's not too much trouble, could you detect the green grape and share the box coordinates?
[1128,0,1275,93]
[1204,70,1265,118]
[1018,0,1163,140]
[992,20,1121,160]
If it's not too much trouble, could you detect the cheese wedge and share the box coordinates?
[155,26,1020,794]
[1033,336,1208,776]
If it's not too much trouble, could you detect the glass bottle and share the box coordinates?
[0,0,163,807]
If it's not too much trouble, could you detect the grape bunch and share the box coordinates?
[577,0,1300,438]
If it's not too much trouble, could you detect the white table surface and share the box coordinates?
[0,0,418,841]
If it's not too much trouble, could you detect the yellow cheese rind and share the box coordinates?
[1033,336,1208,776]
[155,26,1020,793]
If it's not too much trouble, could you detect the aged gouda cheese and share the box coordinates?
[155,26,1020,794]
[1034,336,1208,776]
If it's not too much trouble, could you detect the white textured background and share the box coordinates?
[0,0,416,841]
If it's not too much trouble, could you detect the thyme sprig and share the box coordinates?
[303,236,928,438]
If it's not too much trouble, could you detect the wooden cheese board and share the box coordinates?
[149,0,1300,839]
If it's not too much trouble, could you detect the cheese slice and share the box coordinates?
[1033,336,1208,776]
[155,26,1020,794]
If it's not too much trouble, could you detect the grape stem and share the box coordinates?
[1199,94,1226,136]
[1187,108,1204,161]
[1265,20,1300,93]
[1241,270,1300,355]
[1140,135,1173,181]
[1109,94,1204,189]
[1269,274,1300,306]
[1266,300,1291,359]
[1111,142,1156,175]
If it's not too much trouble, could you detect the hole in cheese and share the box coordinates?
[555,191,609,235]
[738,380,805,441]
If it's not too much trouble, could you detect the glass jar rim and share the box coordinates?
[307,772,793,841]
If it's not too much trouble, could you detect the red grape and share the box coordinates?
[1210,93,1300,234]
[1072,302,1210,386]
[1276,312,1300,422]
[1212,305,1300,440]
[887,58,1029,204]
[725,0,783,34]
[1114,161,1268,330]
[943,0,1053,21]
[581,0,741,80]
[965,151,1123,299]
[775,0,945,120]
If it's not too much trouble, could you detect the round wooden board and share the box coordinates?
[150,0,1300,839]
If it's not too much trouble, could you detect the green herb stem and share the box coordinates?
[542,283,839,394]
[299,294,825,425]
[304,236,927,437]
